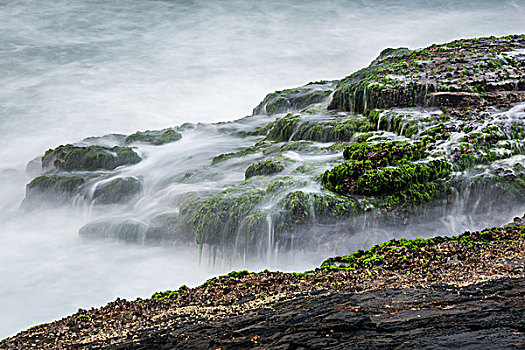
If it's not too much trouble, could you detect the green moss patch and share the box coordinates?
[329,35,525,113]
[92,177,141,204]
[343,139,429,166]
[321,226,521,270]
[125,129,182,145]
[42,144,141,172]
[23,174,86,208]
[245,160,285,179]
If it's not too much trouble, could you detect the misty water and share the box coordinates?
[1,0,525,339]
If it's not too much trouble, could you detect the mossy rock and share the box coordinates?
[452,175,525,210]
[320,225,520,269]
[92,177,141,204]
[245,160,284,179]
[170,186,365,254]
[79,220,148,243]
[329,35,525,113]
[176,189,264,248]
[371,181,448,216]
[212,145,263,165]
[253,81,334,116]
[275,191,312,232]
[79,215,179,244]
[262,114,301,142]
[343,140,429,166]
[42,144,141,172]
[311,193,363,223]
[260,114,374,143]
[235,209,270,255]
[265,177,308,194]
[124,129,182,145]
[274,191,362,234]
[290,116,375,142]
[23,174,85,208]
[322,159,451,197]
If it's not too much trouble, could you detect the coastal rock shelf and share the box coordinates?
[21,34,525,260]
[5,33,525,348]
[2,223,524,348]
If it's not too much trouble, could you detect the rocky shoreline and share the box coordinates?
[3,34,525,348]
[20,34,525,256]
[2,222,525,349]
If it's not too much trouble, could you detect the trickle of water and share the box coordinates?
[266,212,274,264]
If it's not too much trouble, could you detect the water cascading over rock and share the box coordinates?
[22,34,525,264]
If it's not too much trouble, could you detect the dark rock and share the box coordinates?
[100,278,525,349]
[245,160,284,179]
[22,174,85,209]
[92,177,141,204]
[253,81,335,116]
[42,144,141,172]
[329,35,525,113]
[124,129,182,146]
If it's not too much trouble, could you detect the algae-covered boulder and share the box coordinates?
[124,129,182,145]
[158,181,364,255]
[179,189,264,249]
[253,81,334,116]
[22,175,85,208]
[245,160,284,179]
[321,159,451,196]
[254,113,374,143]
[24,144,142,207]
[320,138,451,199]
[42,144,141,172]
[330,35,525,113]
[92,177,141,204]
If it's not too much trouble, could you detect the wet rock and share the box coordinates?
[245,160,284,179]
[253,81,335,116]
[93,278,525,349]
[92,177,141,204]
[329,35,525,113]
[21,174,85,209]
[42,144,141,172]
[124,128,182,146]
[79,220,148,243]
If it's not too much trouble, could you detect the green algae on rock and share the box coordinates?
[25,34,525,259]
[253,81,335,116]
[92,177,141,204]
[42,144,141,172]
[125,128,182,145]
[321,223,525,270]
[329,35,525,114]
[23,143,143,208]
[245,160,285,179]
[22,174,86,208]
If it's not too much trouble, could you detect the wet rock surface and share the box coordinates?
[19,35,525,255]
[329,35,525,113]
[100,277,525,349]
[3,224,524,349]
[7,34,525,348]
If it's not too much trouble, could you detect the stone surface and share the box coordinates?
[3,224,524,349]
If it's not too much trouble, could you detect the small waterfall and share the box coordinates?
[399,121,408,136]
[266,212,274,264]
[377,113,383,130]
[441,183,471,234]
[363,85,368,111]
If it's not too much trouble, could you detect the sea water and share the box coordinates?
[1,0,524,338]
